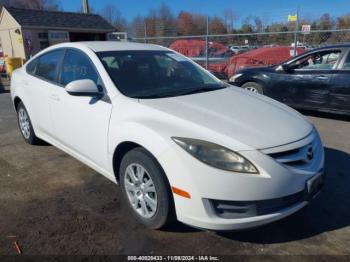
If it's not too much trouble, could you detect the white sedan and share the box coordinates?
[11,42,324,230]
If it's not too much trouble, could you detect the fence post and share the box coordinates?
[205,16,209,69]
[144,23,147,43]
[293,6,300,56]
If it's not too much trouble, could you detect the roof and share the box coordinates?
[59,41,169,52]
[28,42,170,63]
[307,44,350,51]
[4,7,115,32]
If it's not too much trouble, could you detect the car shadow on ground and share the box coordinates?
[216,147,350,243]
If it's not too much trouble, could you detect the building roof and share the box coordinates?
[5,7,115,32]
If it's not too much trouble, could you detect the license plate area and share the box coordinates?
[306,173,324,199]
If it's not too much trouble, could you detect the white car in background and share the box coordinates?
[11,42,324,230]
[230,46,242,54]
[229,45,251,54]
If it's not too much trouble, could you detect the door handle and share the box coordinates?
[316,75,329,81]
[50,94,60,101]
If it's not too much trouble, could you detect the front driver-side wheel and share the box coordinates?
[119,147,174,229]
[242,82,264,94]
[16,102,42,145]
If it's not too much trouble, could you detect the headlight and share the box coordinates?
[229,73,242,82]
[172,137,259,174]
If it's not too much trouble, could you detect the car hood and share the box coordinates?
[139,87,313,150]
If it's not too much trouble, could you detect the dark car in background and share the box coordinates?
[230,45,350,115]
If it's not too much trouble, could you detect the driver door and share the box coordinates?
[329,49,350,113]
[49,49,112,171]
[278,49,342,109]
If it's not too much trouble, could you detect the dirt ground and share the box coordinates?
[0,91,349,256]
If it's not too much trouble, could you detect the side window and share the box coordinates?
[26,58,38,74]
[59,49,100,87]
[35,50,64,82]
[342,52,350,70]
[101,56,119,70]
[292,50,341,70]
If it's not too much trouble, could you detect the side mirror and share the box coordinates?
[281,63,293,72]
[65,79,102,97]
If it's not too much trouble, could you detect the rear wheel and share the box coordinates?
[16,102,42,145]
[242,82,264,94]
[119,147,174,229]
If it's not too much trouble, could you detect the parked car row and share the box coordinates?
[170,39,311,81]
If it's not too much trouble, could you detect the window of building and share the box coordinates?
[38,32,48,39]
[39,41,50,50]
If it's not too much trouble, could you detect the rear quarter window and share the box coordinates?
[35,49,65,82]
[26,59,38,75]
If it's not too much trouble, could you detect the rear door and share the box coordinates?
[279,49,342,109]
[329,49,350,113]
[24,49,65,136]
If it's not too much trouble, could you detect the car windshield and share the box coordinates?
[97,50,226,98]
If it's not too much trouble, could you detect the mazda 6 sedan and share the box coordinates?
[11,42,324,230]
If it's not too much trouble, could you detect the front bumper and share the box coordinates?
[182,200,308,231]
[207,165,324,222]
[177,172,322,231]
[158,131,324,231]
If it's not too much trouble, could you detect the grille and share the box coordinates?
[268,142,316,168]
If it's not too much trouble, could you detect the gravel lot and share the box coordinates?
[0,91,349,256]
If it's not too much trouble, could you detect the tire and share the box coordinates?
[119,147,174,229]
[16,102,42,145]
[242,82,264,94]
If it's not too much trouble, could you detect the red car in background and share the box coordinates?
[226,46,306,78]
[170,40,306,80]
[169,39,232,79]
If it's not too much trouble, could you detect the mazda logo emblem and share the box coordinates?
[306,146,314,162]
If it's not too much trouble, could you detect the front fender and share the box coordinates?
[238,73,268,87]
[107,119,202,204]
[108,121,171,159]
[107,119,176,183]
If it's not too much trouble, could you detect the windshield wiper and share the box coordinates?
[176,85,226,96]
[131,94,167,99]
[131,85,226,99]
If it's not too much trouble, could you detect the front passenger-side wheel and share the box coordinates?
[16,102,42,145]
[119,147,174,229]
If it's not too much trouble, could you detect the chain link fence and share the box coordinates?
[132,29,350,80]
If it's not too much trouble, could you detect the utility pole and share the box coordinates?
[205,16,209,69]
[293,6,300,56]
[82,0,90,14]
